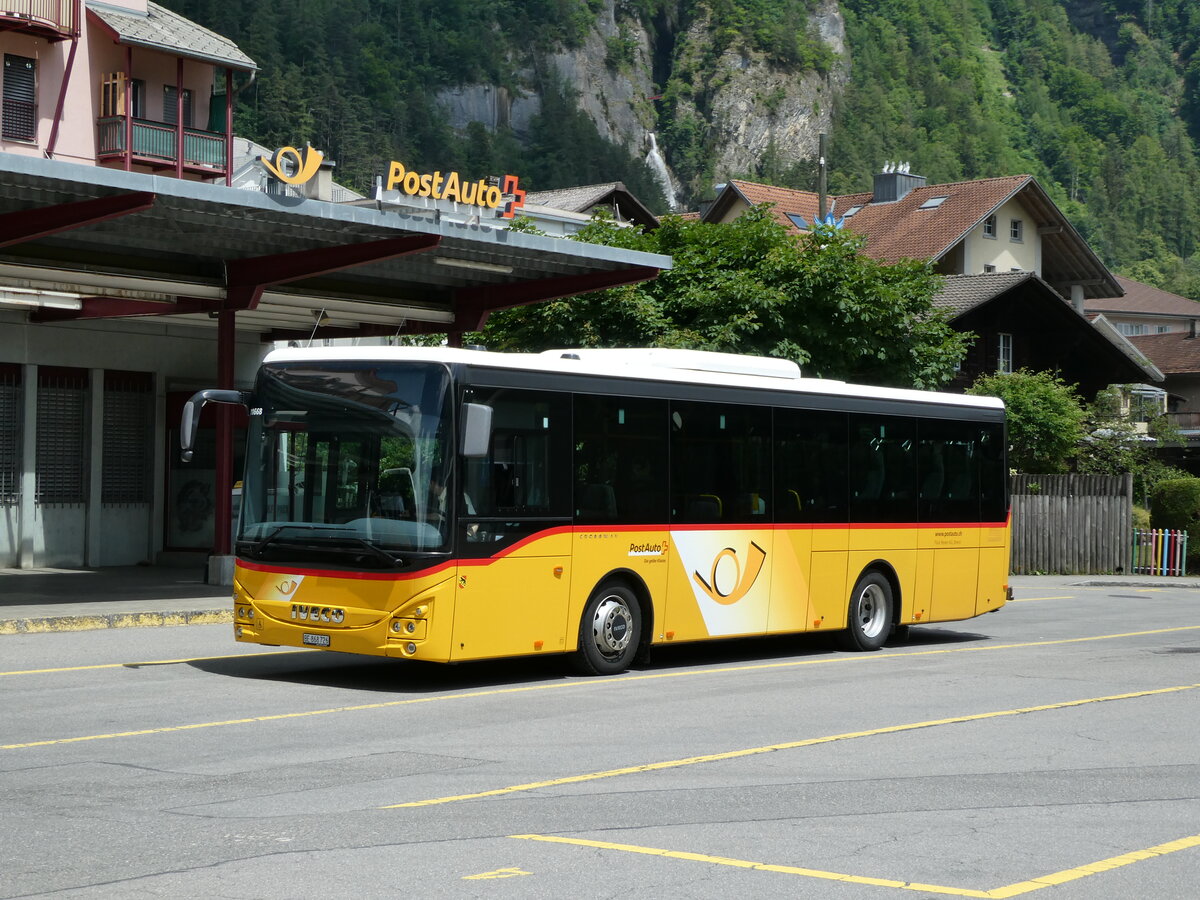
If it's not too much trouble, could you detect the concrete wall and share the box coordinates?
[0,311,267,568]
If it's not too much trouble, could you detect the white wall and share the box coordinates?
[0,312,267,568]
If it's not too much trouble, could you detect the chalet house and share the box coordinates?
[523,182,659,235]
[1086,278,1200,459]
[701,171,1159,393]
[0,0,256,182]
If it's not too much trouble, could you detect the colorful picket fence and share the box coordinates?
[1130,529,1188,576]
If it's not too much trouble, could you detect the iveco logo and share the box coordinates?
[291,604,345,624]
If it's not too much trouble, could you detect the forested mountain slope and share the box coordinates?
[164,0,1200,296]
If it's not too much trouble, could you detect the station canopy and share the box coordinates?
[0,154,670,340]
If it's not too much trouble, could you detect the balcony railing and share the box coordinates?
[0,1,78,38]
[1165,412,1200,432]
[97,116,227,175]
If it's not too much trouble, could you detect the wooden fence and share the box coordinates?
[1010,474,1133,575]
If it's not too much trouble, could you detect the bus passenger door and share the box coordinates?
[449,387,573,662]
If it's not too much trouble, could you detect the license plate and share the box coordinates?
[302,633,330,647]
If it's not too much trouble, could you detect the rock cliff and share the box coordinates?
[435,0,848,210]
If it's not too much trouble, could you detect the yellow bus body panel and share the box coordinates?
[231,519,1010,663]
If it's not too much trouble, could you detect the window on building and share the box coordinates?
[1156,325,1171,334]
[162,86,193,127]
[1117,323,1149,336]
[919,196,948,209]
[2,54,37,141]
[842,205,862,218]
[0,364,19,504]
[1010,219,1023,242]
[102,371,153,504]
[983,264,996,274]
[983,214,997,238]
[998,333,1013,374]
[36,368,88,504]
[100,76,145,118]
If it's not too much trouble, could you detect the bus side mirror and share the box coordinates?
[460,402,493,458]
[181,389,247,462]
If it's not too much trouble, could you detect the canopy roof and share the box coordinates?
[0,154,670,340]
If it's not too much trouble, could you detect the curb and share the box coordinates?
[0,609,232,635]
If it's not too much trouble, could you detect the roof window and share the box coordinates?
[918,196,948,209]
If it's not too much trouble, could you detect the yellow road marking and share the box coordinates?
[384,683,1200,808]
[0,650,305,678]
[462,867,531,880]
[510,832,1200,897]
[5,626,1198,750]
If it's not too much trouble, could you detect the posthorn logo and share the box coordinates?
[260,144,325,185]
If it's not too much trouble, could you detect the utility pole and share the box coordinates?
[817,133,828,220]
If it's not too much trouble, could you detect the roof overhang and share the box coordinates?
[978,179,1121,300]
[0,154,670,340]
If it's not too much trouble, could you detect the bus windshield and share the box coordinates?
[239,361,454,564]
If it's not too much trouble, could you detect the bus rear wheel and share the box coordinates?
[573,583,641,676]
[837,571,893,652]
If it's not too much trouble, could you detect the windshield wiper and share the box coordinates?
[244,526,406,568]
[336,536,408,568]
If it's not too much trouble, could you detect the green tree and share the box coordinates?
[966,369,1085,473]
[483,207,967,388]
[1075,385,1187,502]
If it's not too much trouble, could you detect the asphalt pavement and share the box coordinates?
[2,564,1198,635]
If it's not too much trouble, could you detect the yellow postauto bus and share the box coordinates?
[182,346,1010,675]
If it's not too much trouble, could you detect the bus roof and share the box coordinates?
[261,345,1004,411]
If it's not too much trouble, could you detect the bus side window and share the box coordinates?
[775,408,848,524]
[850,415,916,523]
[670,400,769,524]
[460,387,570,519]
[573,394,668,525]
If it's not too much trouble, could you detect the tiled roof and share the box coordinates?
[1087,275,1200,317]
[524,181,658,228]
[88,1,257,71]
[525,183,624,211]
[835,175,1031,263]
[716,176,1032,262]
[932,272,1040,317]
[725,180,821,231]
[1127,331,1200,374]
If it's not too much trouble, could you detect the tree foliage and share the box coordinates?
[482,208,967,388]
[966,369,1086,473]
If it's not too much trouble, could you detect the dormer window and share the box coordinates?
[983,214,997,239]
[919,196,948,209]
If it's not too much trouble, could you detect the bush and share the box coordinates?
[1149,478,1200,530]
[1149,478,1200,567]
[1132,505,1150,529]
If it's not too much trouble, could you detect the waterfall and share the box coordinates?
[645,133,679,212]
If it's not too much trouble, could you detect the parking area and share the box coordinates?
[2,578,1198,898]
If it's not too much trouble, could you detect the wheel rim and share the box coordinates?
[591,594,633,659]
[857,583,888,640]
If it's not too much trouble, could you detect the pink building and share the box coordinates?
[0,0,255,182]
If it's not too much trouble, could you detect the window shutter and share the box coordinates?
[102,371,153,504]
[0,364,19,504]
[36,368,88,504]
[2,54,37,141]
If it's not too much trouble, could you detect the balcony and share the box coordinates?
[96,116,227,177]
[0,1,78,41]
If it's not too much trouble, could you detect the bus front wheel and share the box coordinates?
[573,583,641,676]
[837,571,893,652]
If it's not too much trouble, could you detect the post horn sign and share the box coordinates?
[386,161,526,219]
[260,144,325,185]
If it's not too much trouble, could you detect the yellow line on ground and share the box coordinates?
[509,832,1200,898]
[5,626,1199,750]
[384,683,1200,808]
[0,650,305,678]
[987,832,1200,897]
